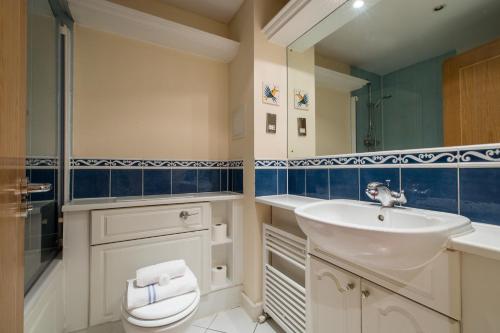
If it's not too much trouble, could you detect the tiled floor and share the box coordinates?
[79,307,283,333]
[190,307,283,333]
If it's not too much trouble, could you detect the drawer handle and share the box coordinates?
[179,211,199,220]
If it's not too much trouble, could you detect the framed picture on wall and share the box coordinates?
[262,82,280,106]
[294,89,309,110]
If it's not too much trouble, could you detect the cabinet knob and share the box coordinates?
[345,282,355,291]
[361,290,370,299]
[179,211,199,220]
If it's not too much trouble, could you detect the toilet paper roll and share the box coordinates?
[212,265,227,285]
[212,223,228,242]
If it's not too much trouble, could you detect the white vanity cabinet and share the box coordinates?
[308,256,460,333]
[62,194,243,332]
[307,257,361,333]
[361,280,460,333]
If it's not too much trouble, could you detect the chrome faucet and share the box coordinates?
[365,181,406,207]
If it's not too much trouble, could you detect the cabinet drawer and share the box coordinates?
[91,203,210,245]
[89,230,210,326]
[361,280,460,333]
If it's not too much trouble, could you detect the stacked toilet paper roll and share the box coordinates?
[212,265,227,285]
[212,223,227,242]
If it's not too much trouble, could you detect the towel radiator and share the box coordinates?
[263,224,307,333]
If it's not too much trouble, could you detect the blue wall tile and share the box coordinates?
[221,169,228,191]
[198,169,221,193]
[143,169,171,195]
[111,169,142,197]
[288,169,305,196]
[255,169,277,197]
[29,169,56,201]
[73,169,110,198]
[330,168,359,200]
[228,169,233,192]
[232,169,244,193]
[402,168,458,213]
[359,168,400,202]
[306,169,329,199]
[172,169,197,194]
[460,168,500,226]
[278,169,287,195]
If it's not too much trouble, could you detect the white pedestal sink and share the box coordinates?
[295,200,473,270]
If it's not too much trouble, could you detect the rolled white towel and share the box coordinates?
[126,268,198,310]
[136,260,187,287]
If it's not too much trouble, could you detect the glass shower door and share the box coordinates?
[25,0,61,293]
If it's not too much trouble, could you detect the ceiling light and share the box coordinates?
[353,0,365,9]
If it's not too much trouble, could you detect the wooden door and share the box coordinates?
[0,1,27,333]
[361,280,460,333]
[307,256,361,333]
[443,38,500,146]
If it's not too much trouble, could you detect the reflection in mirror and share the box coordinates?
[287,0,500,157]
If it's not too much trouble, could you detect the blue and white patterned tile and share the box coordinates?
[255,160,287,168]
[228,160,244,168]
[288,158,330,168]
[142,160,174,168]
[458,146,500,167]
[400,150,458,167]
[329,155,360,167]
[71,159,111,169]
[26,157,58,169]
[108,159,144,169]
[358,153,400,168]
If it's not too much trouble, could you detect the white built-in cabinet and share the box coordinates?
[63,196,243,331]
[307,257,360,333]
[308,256,460,333]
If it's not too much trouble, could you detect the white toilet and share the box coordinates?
[121,279,201,333]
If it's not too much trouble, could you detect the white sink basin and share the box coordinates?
[295,200,473,270]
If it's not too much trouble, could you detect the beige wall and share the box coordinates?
[109,0,229,38]
[73,25,229,160]
[228,0,287,307]
[316,86,353,155]
[288,47,316,158]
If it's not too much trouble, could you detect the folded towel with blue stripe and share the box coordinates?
[136,259,187,287]
[126,267,197,310]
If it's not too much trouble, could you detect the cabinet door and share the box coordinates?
[361,280,460,333]
[89,230,209,326]
[307,256,361,333]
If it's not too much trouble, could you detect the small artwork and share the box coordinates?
[294,89,309,110]
[262,82,280,106]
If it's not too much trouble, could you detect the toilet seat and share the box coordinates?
[122,288,200,328]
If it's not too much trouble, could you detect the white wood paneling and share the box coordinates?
[68,0,239,63]
[361,280,460,333]
[89,230,210,326]
[307,256,361,333]
[91,203,210,245]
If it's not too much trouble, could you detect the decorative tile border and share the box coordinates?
[458,148,500,166]
[70,159,244,169]
[255,160,287,168]
[26,157,59,168]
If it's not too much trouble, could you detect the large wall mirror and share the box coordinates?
[287,0,500,158]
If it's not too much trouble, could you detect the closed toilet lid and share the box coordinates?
[122,288,200,328]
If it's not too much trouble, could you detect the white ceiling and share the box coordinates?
[315,0,500,75]
[160,0,244,23]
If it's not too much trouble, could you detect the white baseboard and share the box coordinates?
[240,292,263,322]
[195,284,243,320]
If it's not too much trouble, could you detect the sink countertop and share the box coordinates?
[255,195,322,211]
[256,194,500,262]
[62,192,244,212]
[449,222,500,261]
